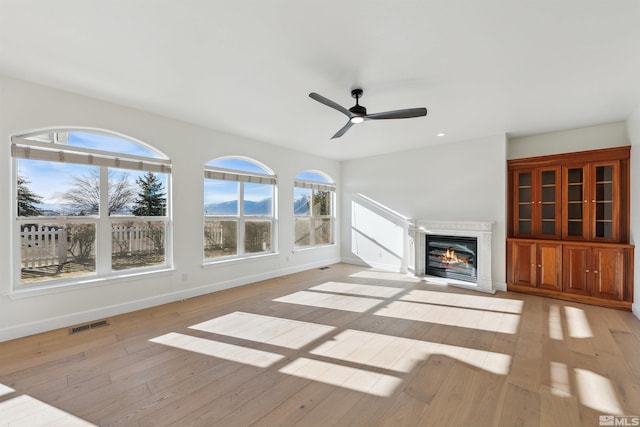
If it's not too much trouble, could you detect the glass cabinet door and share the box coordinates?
[563,166,588,239]
[514,171,533,237]
[591,162,619,241]
[538,167,561,238]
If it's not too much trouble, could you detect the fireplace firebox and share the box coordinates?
[425,235,478,283]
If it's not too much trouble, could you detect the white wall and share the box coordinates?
[0,76,341,341]
[508,122,630,159]
[341,134,508,289]
[626,107,640,320]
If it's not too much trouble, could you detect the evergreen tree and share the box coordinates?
[132,172,166,216]
[17,175,43,216]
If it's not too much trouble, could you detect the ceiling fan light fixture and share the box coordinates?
[350,116,365,124]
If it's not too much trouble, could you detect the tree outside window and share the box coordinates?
[13,130,171,286]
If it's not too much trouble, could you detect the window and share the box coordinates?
[204,157,276,261]
[294,171,335,247]
[12,130,171,287]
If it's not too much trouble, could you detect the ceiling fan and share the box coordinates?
[309,88,427,139]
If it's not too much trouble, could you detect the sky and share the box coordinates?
[18,131,333,208]
[17,132,167,206]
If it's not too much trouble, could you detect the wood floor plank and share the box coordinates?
[539,386,582,427]
[498,382,541,427]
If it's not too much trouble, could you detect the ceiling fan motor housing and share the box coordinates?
[349,88,366,115]
[349,104,367,115]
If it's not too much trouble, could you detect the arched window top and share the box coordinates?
[14,128,168,160]
[206,156,274,175]
[295,170,334,183]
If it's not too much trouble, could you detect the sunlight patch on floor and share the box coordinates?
[374,300,520,334]
[189,312,335,349]
[309,329,512,375]
[548,305,564,340]
[574,368,623,414]
[564,306,593,338]
[0,383,15,398]
[279,357,402,397]
[549,361,571,397]
[309,281,405,298]
[150,332,284,368]
[349,270,420,282]
[401,289,524,314]
[273,290,384,313]
[0,394,96,426]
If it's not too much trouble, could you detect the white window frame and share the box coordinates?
[294,177,336,248]
[203,164,277,262]
[11,130,172,290]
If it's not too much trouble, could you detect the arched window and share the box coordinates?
[12,129,171,287]
[204,157,276,261]
[294,170,335,247]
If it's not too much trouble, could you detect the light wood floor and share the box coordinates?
[1,263,639,426]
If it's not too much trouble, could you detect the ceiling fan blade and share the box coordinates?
[331,121,354,139]
[365,107,427,120]
[309,92,352,118]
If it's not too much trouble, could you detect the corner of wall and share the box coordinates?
[626,104,640,321]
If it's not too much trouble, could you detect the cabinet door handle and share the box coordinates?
[584,200,588,203]
[592,200,596,203]
[586,269,590,273]
[538,265,541,268]
[594,270,598,274]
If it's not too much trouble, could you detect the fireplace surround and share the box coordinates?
[408,220,495,293]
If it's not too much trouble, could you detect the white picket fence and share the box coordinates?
[21,226,68,268]
[21,224,163,268]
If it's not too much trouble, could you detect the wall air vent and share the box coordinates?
[69,319,110,335]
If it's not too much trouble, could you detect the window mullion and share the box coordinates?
[238,182,245,255]
[97,167,111,275]
[310,190,316,246]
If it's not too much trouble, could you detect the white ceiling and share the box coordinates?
[2,1,640,161]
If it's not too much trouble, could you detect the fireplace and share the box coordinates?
[426,235,477,283]
[408,220,496,293]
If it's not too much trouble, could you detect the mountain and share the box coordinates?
[294,195,310,215]
[205,198,273,215]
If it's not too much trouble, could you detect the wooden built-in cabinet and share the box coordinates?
[507,146,633,310]
[508,240,562,291]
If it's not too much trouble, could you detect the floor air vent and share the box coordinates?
[319,266,330,270]
[69,320,110,335]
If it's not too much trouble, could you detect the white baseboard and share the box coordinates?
[341,256,369,267]
[340,256,406,273]
[633,302,640,321]
[493,281,508,292]
[0,257,341,343]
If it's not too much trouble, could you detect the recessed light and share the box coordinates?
[437,132,446,137]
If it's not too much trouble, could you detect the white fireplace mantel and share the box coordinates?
[408,220,495,294]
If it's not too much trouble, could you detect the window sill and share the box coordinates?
[293,243,337,253]
[202,251,280,268]
[7,268,174,300]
